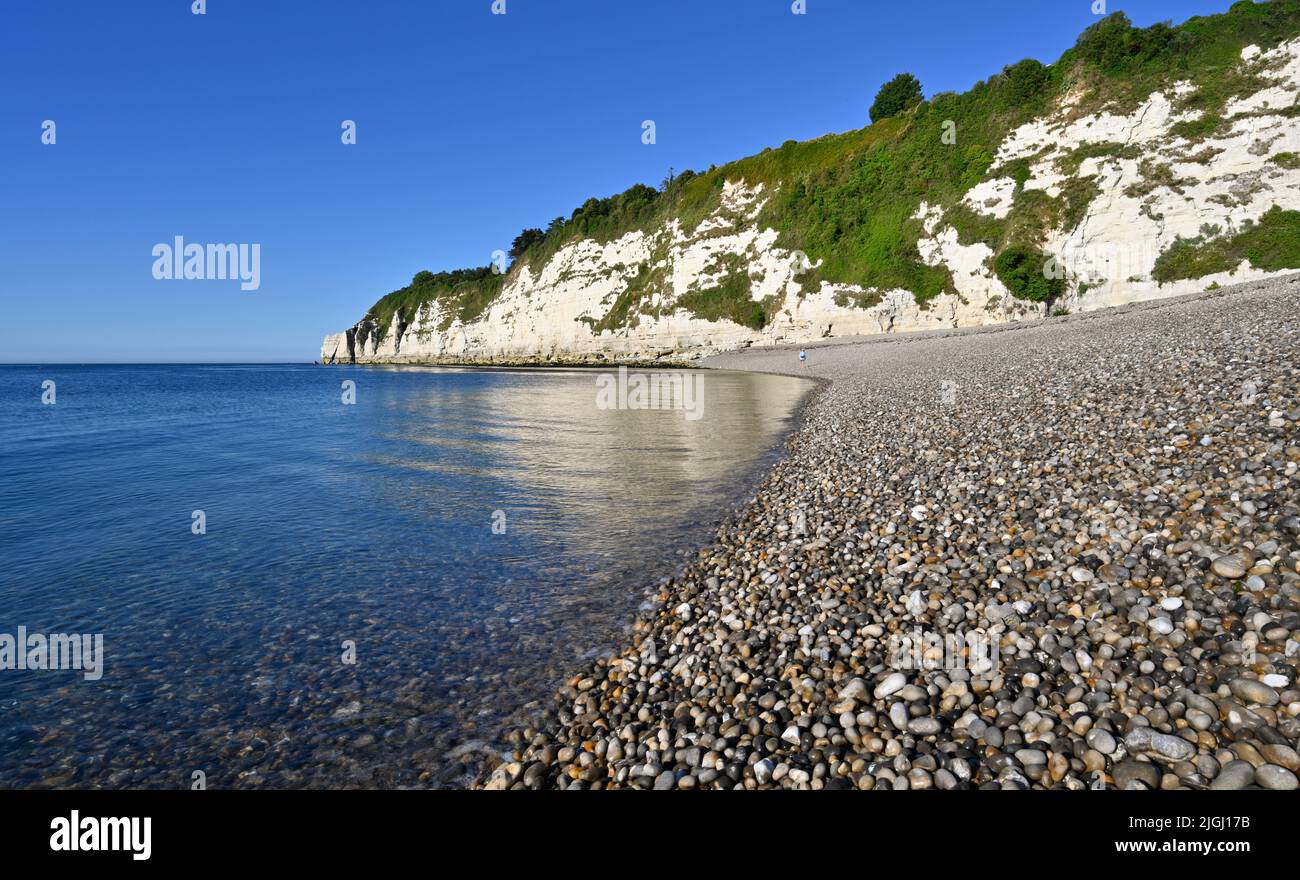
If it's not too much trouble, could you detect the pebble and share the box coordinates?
[480,276,1300,791]
[1230,678,1280,707]
[1209,760,1256,790]
[1086,729,1117,755]
[1255,764,1299,791]
[908,717,942,736]
[1211,554,1249,579]
[1149,617,1174,635]
[1113,760,1159,790]
[1124,728,1196,762]
[1261,744,1300,771]
[874,673,907,699]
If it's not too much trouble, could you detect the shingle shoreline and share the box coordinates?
[481,274,1300,790]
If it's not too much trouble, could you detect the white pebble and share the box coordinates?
[874,672,907,699]
[1149,617,1174,635]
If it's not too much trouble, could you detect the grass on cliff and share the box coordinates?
[354,1,1300,333]
[675,253,777,330]
[1152,206,1300,283]
[586,256,669,334]
[363,267,505,342]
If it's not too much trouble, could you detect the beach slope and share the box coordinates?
[483,273,1300,790]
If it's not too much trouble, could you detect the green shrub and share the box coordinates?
[1055,141,1140,175]
[961,144,995,187]
[509,228,545,260]
[1169,113,1224,141]
[676,261,769,330]
[1058,175,1102,231]
[1072,13,1177,76]
[998,158,1033,188]
[870,73,924,122]
[1241,207,1300,271]
[999,59,1052,109]
[1152,206,1300,282]
[994,245,1065,303]
[946,202,1006,248]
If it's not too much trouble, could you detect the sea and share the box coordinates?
[0,363,809,788]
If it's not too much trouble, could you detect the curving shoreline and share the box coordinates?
[480,274,1300,790]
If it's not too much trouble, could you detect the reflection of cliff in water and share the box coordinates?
[365,367,812,557]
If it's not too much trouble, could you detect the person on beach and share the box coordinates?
[799,349,807,369]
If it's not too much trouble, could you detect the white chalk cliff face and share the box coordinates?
[323,39,1300,365]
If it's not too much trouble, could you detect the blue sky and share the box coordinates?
[0,0,1236,362]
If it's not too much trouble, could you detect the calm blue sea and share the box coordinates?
[0,364,809,788]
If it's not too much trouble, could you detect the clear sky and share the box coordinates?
[0,0,1237,362]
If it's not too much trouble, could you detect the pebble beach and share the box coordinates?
[480,274,1300,790]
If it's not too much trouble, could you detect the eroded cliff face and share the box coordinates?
[323,39,1300,366]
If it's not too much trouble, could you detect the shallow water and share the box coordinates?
[0,363,810,788]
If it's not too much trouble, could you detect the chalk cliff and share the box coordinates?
[324,19,1300,366]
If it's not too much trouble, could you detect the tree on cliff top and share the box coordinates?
[870,72,924,122]
[509,228,546,260]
